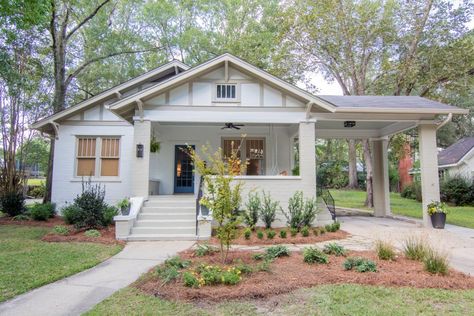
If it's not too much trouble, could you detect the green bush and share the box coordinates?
[323,243,347,256]
[266,230,276,239]
[281,191,319,230]
[343,257,377,272]
[195,244,218,257]
[0,191,25,217]
[279,229,287,238]
[244,227,252,240]
[243,192,261,229]
[375,240,396,261]
[265,245,290,259]
[30,203,56,221]
[303,247,328,264]
[401,182,422,202]
[221,268,241,285]
[28,183,46,198]
[325,221,341,233]
[165,256,191,269]
[183,271,200,288]
[259,191,278,229]
[200,265,222,285]
[12,214,30,221]
[52,225,70,236]
[423,249,449,275]
[301,226,310,237]
[290,227,298,237]
[440,175,474,206]
[156,265,179,285]
[102,206,118,226]
[61,204,83,225]
[403,236,429,261]
[84,229,101,238]
[252,253,265,261]
[257,230,264,239]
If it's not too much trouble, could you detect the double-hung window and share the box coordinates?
[76,137,120,177]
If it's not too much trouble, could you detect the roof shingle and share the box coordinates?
[438,137,474,166]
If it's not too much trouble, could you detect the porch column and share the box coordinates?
[132,119,151,198]
[419,123,440,228]
[299,121,316,198]
[372,138,391,217]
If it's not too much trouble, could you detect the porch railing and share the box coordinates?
[317,185,336,220]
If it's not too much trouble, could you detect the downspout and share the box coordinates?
[436,113,452,130]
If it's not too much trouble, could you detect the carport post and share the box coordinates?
[372,137,391,217]
[418,123,440,228]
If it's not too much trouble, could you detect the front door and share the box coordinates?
[174,145,195,193]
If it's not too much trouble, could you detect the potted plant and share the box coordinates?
[427,201,448,229]
[150,136,160,153]
[117,198,131,216]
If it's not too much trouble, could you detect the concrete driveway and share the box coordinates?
[340,216,474,276]
[0,241,194,316]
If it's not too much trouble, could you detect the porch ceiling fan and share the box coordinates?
[221,122,245,130]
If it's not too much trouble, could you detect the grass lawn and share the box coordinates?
[85,285,474,315]
[26,178,45,186]
[330,189,474,229]
[0,225,123,302]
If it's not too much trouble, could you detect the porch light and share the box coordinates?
[136,144,144,158]
[344,121,356,128]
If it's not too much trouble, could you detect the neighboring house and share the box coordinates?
[438,137,474,179]
[31,53,468,240]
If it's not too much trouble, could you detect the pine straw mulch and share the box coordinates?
[136,249,474,302]
[0,215,66,227]
[207,227,350,245]
[42,226,124,245]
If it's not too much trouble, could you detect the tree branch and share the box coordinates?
[419,68,474,97]
[66,0,111,41]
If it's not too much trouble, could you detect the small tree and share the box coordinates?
[260,191,278,229]
[189,143,245,263]
[281,191,320,230]
[243,192,261,230]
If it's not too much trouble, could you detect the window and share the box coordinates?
[216,84,236,100]
[76,137,120,177]
[222,138,265,175]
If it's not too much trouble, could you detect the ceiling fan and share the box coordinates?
[221,123,245,130]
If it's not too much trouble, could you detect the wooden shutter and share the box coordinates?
[77,138,96,176]
[101,138,120,176]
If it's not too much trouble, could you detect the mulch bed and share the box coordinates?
[136,249,474,302]
[42,226,124,245]
[0,216,66,227]
[207,227,350,245]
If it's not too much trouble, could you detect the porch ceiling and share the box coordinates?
[315,119,417,139]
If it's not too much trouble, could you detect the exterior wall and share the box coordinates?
[149,124,295,195]
[52,110,133,210]
[446,154,474,179]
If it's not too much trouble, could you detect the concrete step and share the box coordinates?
[140,206,195,214]
[138,213,196,220]
[144,202,195,208]
[134,219,196,228]
[127,234,197,241]
[147,195,194,201]
[131,226,196,235]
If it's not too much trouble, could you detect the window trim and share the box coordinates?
[213,82,240,103]
[74,136,121,179]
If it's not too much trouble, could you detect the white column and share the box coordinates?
[132,119,151,198]
[419,123,440,228]
[298,121,317,199]
[372,138,391,217]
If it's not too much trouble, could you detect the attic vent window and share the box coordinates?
[216,84,236,100]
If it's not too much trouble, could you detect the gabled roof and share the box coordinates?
[438,137,474,167]
[108,53,336,115]
[318,95,468,114]
[31,60,189,131]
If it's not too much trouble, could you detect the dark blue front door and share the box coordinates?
[174,145,195,193]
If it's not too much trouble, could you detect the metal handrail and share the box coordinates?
[195,176,204,235]
[318,185,336,220]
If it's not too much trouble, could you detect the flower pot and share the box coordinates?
[121,205,130,216]
[430,212,446,229]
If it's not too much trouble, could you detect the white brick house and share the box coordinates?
[32,53,468,240]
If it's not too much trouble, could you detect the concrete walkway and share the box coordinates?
[339,216,474,276]
[0,241,194,316]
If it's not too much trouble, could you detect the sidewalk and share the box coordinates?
[0,241,194,316]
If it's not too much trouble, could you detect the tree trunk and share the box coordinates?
[347,139,359,189]
[43,138,55,203]
[362,139,374,207]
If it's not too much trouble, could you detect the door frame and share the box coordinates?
[173,145,195,194]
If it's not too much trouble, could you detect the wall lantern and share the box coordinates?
[136,144,144,158]
[344,121,356,128]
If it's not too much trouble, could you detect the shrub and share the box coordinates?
[313,228,320,236]
[260,191,278,229]
[440,175,474,206]
[344,257,377,272]
[61,204,83,225]
[102,206,118,226]
[243,192,261,229]
[303,247,329,264]
[279,229,287,238]
[183,271,200,288]
[255,259,272,272]
[319,227,326,234]
[403,236,429,261]
[325,221,341,233]
[257,230,264,239]
[252,253,265,261]
[84,229,101,238]
[401,182,422,202]
[30,203,56,221]
[301,226,310,237]
[28,184,46,198]
[52,225,70,236]
[12,214,30,221]
[290,227,298,237]
[323,243,347,256]
[281,191,319,230]
[195,244,218,257]
[72,182,109,229]
[165,256,191,269]
[265,245,290,259]
[266,230,276,239]
[244,227,252,240]
[200,265,222,285]
[234,260,253,274]
[0,191,25,217]
[156,265,179,285]
[375,240,396,261]
[221,268,241,285]
[423,248,449,275]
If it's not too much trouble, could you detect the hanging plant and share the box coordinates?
[150,136,161,153]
